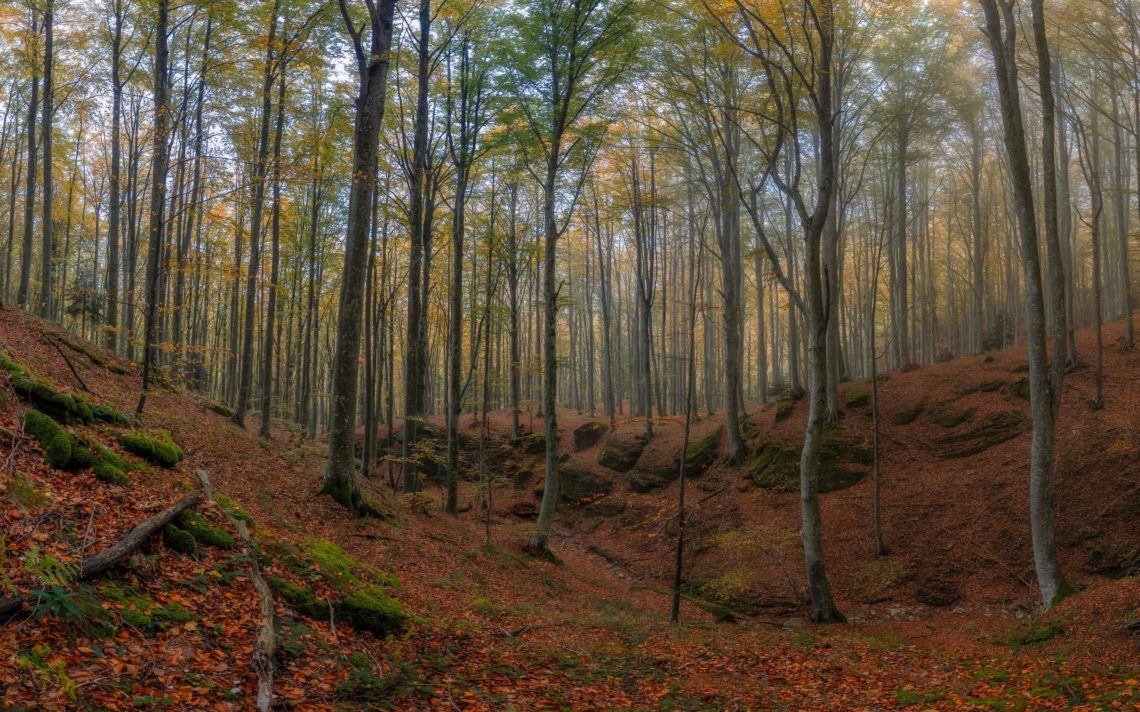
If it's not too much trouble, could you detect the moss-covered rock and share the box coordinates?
[892,401,924,425]
[934,407,977,428]
[12,374,94,424]
[92,404,130,425]
[336,586,407,637]
[175,511,236,549]
[572,421,608,451]
[268,576,330,620]
[936,410,1027,459]
[748,438,872,493]
[684,426,723,474]
[216,493,255,526]
[119,429,183,467]
[0,348,23,373]
[844,391,870,409]
[23,409,76,469]
[1011,377,1031,401]
[774,397,796,423]
[558,464,613,503]
[598,432,648,473]
[93,460,130,485]
[627,464,677,493]
[163,524,199,556]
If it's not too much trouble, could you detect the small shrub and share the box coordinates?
[337,586,407,637]
[163,524,199,556]
[119,429,183,467]
[175,511,235,549]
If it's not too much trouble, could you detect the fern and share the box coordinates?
[21,546,78,588]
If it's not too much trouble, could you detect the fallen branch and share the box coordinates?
[0,492,204,618]
[196,470,276,712]
[80,492,204,579]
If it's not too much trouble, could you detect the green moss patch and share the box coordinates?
[628,464,678,493]
[337,586,407,637]
[0,348,23,373]
[93,404,130,425]
[268,576,330,621]
[162,524,199,556]
[892,401,925,425]
[598,432,648,473]
[118,429,183,467]
[844,391,870,409]
[175,511,236,550]
[12,375,94,424]
[23,409,79,470]
[1010,377,1032,400]
[215,493,255,526]
[774,397,796,423]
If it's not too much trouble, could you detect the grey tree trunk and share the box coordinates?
[321,0,397,514]
[39,1,53,318]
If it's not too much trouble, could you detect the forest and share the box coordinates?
[0,0,1138,709]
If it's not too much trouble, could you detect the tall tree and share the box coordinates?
[502,0,638,555]
[321,0,398,514]
[978,0,1070,611]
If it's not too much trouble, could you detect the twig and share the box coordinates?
[44,333,91,393]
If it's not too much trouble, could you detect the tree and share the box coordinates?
[501,0,638,555]
[321,0,398,514]
[978,0,1070,611]
[135,0,170,415]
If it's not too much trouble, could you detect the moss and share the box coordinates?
[598,433,648,472]
[892,401,924,425]
[207,402,233,418]
[162,525,199,557]
[844,391,870,409]
[118,429,183,467]
[978,379,1005,393]
[23,409,75,469]
[267,576,330,621]
[993,621,1061,651]
[572,421,608,450]
[175,511,236,549]
[337,586,407,637]
[215,493,255,526]
[69,445,96,470]
[748,438,872,493]
[93,460,130,485]
[0,348,23,373]
[628,464,677,493]
[934,407,976,428]
[11,374,93,424]
[92,404,130,425]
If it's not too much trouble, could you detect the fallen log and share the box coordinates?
[195,470,276,712]
[0,492,204,618]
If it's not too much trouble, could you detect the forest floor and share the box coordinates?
[0,304,1138,710]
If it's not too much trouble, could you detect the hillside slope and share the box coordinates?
[0,305,1137,710]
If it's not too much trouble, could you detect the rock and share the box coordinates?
[915,578,962,607]
[937,410,1027,459]
[683,426,723,475]
[628,465,677,493]
[844,391,870,409]
[598,432,648,472]
[558,464,613,503]
[748,437,872,493]
[572,421,608,451]
[506,501,537,518]
[892,401,925,425]
[935,348,954,363]
[516,432,546,454]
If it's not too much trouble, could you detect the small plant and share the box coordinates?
[22,546,78,588]
[16,644,77,705]
[9,474,50,508]
[29,586,114,638]
[118,429,183,467]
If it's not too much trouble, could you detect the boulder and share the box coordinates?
[572,421,608,451]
